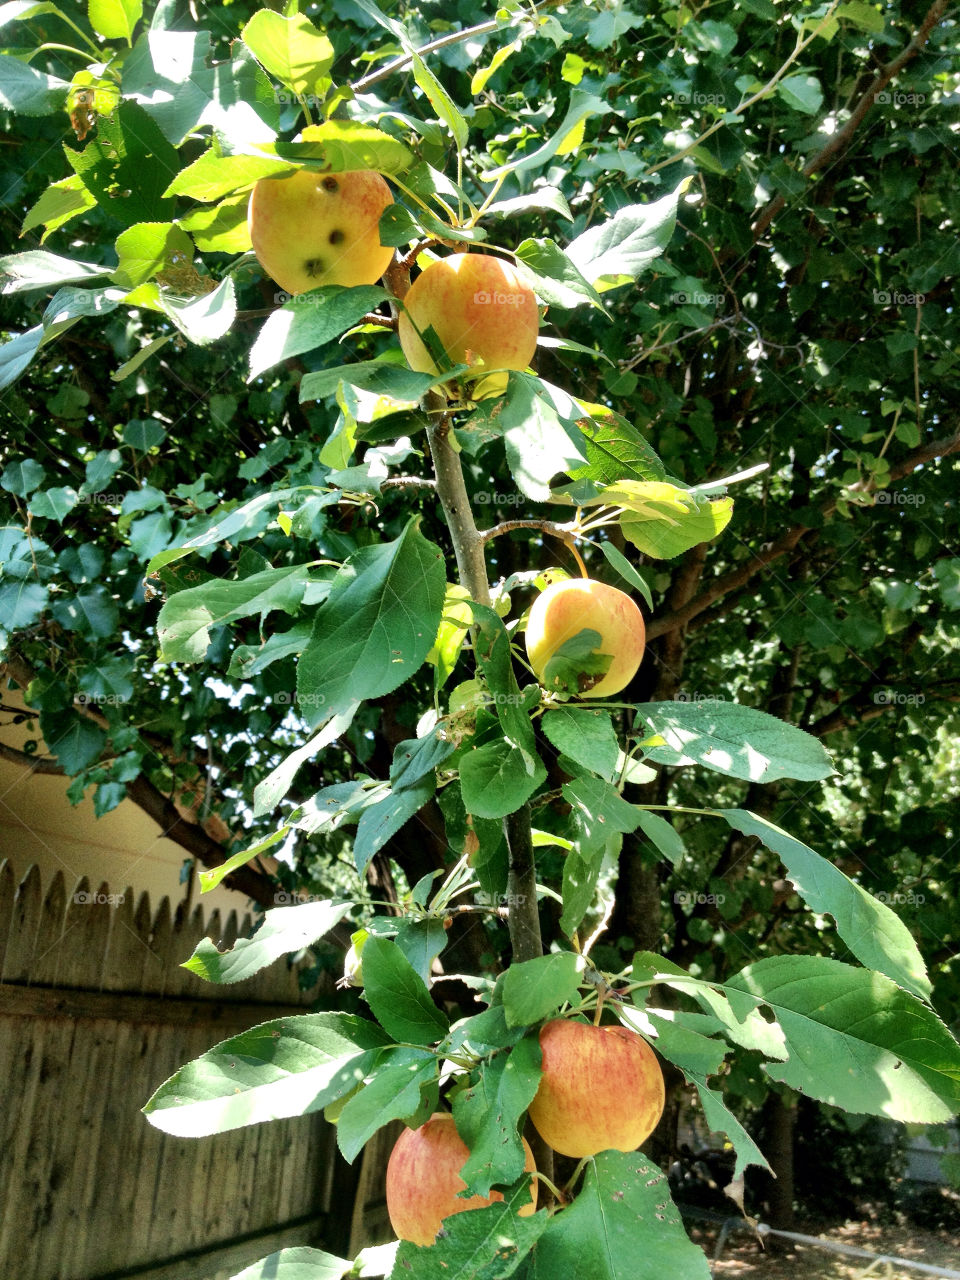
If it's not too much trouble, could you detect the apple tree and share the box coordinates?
[2,0,959,1275]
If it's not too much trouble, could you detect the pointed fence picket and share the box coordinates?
[0,860,390,1280]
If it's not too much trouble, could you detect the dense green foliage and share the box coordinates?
[2,0,959,1272]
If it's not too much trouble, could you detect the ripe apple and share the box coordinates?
[527,1019,665,1158]
[248,133,394,295]
[386,1112,537,1246]
[397,252,539,398]
[524,578,645,698]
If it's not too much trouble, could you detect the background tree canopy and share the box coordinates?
[1,0,959,1243]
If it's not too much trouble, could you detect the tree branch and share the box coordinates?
[753,0,948,239]
[648,432,960,641]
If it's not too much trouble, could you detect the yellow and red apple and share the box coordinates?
[525,578,646,698]
[248,130,394,295]
[527,1019,665,1158]
[385,1112,537,1246]
[397,252,539,398]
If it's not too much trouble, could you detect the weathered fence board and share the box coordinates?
[0,860,381,1280]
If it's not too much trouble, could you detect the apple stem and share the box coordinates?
[563,1158,591,1195]
[530,1170,568,1207]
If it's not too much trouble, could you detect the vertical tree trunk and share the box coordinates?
[762,1092,796,1230]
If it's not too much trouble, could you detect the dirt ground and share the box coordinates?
[691,1216,960,1279]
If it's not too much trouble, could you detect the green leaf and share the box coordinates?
[390,730,457,790]
[487,188,573,222]
[21,175,97,242]
[498,375,588,502]
[182,898,354,984]
[197,827,292,894]
[123,418,167,451]
[501,952,584,1028]
[562,775,643,851]
[524,1152,710,1280]
[452,1037,541,1198]
[0,250,109,293]
[460,739,547,820]
[634,811,686,867]
[0,579,48,629]
[569,411,666,486]
[112,222,194,290]
[253,711,359,817]
[634,700,836,783]
[719,809,931,1001]
[587,479,732,559]
[157,565,315,662]
[727,956,960,1122]
[179,192,251,254]
[353,775,436,873]
[566,182,688,291]
[142,1012,390,1136]
[0,52,68,115]
[228,1246,351,1280]
[64,101,179,227]
[514,238,605,310]
[50,586,118,638]
[241,9,334,97]
[484,89,609,182]
[88,0,142,42]
[838,0,885,32]
[392,1183,547,1278]
[248,287,390,380]
[412,52,468,150]
[164,150,287,202]
[301,360,462,404]
[361,935,449,1045]
[27,486,78,522]
[296,519,446,726]
[471,39,521,96]
[38,709,106,773]
[1,458,45,496]
[337,1051,437,1163]
[269,120,413,176]
[158,275,237,346]
[689,1075,771,1178]
[598,541,654,610]
[777,74,823,115]
[395,918,449,986]
[541,708,619,781]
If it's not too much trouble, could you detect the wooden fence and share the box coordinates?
[0,859,393,1280]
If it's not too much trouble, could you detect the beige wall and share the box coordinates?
[0,690,256,916]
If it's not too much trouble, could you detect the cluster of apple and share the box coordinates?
[247,147,538,399]
[249,158,648,701]
[385,1019,665,1247]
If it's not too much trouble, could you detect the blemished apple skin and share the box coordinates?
[397,252,539,398]
[248,166,394,296]
[525,578,646,698]
[527,1019,666,1159]
[385,1112,537,1246]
